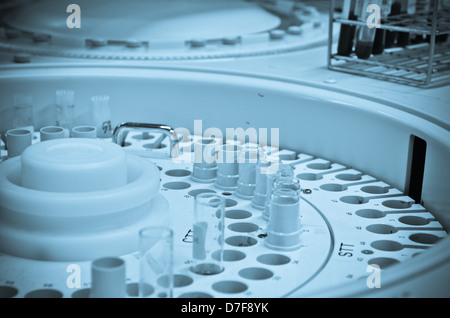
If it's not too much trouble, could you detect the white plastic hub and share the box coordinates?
[21,138,127,192]
[0,139,168,261]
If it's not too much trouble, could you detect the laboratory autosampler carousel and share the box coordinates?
[0,0,449,299]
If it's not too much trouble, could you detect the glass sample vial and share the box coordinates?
[235,146,259,199]
[192,193,225,275]
[13,94,34,132]
[263,163,294,221]
[337,0,358,56]
[251,154,277,210]
[385,0,402,48]
[191,138,219,183]
[273,164,295,184]
[265,187,302,251]
[215,143,242,191]
[91,95,112,138]
[355,0,382,59]
[55,89,74,137]
[373,0,392,54]
[262,172,277,222]
[139,227,174,298]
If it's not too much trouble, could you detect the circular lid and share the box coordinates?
[0,0,326,60]
[20,138,128,192]
[5,0,280,41]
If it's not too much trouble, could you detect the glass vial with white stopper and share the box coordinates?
[55,89,75,138]
[265,176,302,251]
[263,164,295,221]
[91,95,112,138]
[252,154,279,210]
[235,145,259,200]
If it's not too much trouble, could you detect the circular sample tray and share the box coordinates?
[0,133,446,298]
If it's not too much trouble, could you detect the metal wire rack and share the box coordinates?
[328,0,450,87]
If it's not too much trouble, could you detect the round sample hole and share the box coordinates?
[163,181,191,190]
[0,286,18,298]
[132,133,155,140]
[306,162,331,170]
[158,274,193,288]
[361,249,374,255]
[143,142,167,149]
[71,288,91,298]
[25,289,63,298]
[238,267,273,280]
[340,196,366,204]
[371,240,403,251]
[178,292,213,298]
[228,222,259,233]
[126,283,153,297]
[257,254,291,265]
[188,188,216,197]
[165,169,191,177]
[360,185,389,194]
[398,216,429,226]
[366,224,398,234]
[382,200,412,209]
[296,173,322,181]
[320,183,347,192]
[225,236,258,247]
[126,283,139,297]
[212,249,246,262]
[212,281,248,294]
[225,209,252,219]
[222,192,232,196]
[122,141,132,147]
[368,257,400,269]
[355,209,384,219]
[335,173,362,181]
[191,263,224,276]
[174,274,194,288]
[225,199,238,207]
[409,233,442,245]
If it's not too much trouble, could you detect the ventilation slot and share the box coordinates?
[406,135,427,204]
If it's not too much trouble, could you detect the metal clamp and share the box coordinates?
[112,122,179,158]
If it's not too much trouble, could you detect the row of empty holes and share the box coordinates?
[3,191,432,297]
[162,171,441,249]
[161,163,435,286]
[162,172,423,220]
[0,253,412,298]
[0,253,291,298]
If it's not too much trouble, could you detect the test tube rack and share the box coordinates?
[328,0,450,87]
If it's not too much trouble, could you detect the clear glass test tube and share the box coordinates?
[355,0,383,59]
[55,89,75,136]
[13,94,34,131]
[265,187,302,251]
[192,193,225,275]
[139,226,174,298]
[91,95,112,138]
